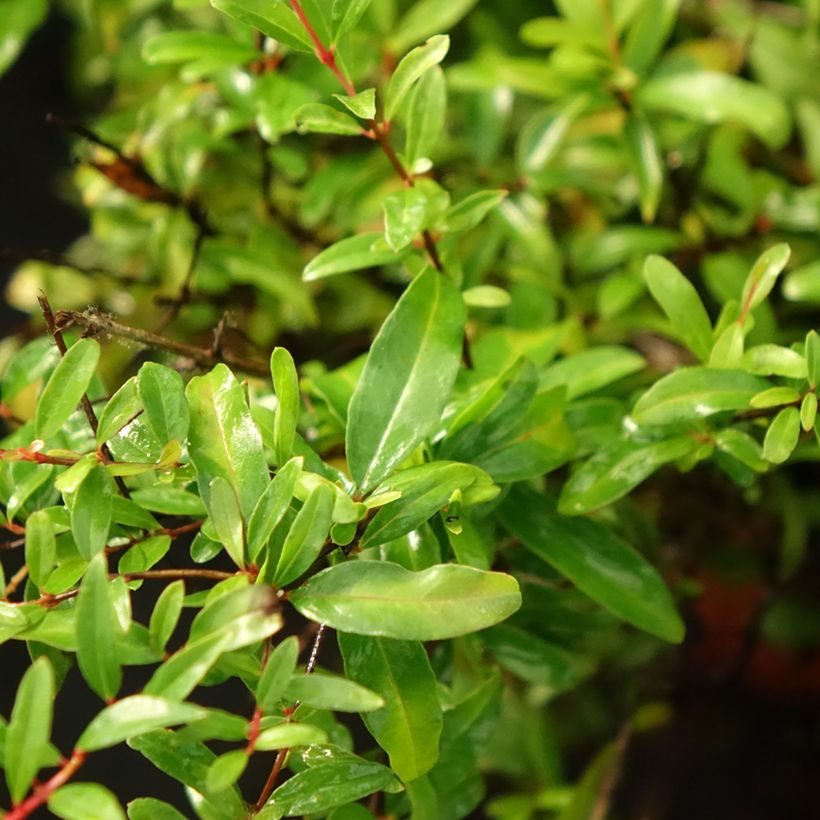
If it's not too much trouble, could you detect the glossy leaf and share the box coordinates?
[339,634,442,781]
[643,255,713,361]
[274,482,335,585]
[499,486,684,642]
[211,0,313,51]
[285,672,384,712]
[137,362,189,444]
[404,67,446,166]
[78,697,208,752]
[35,338,100,440]
[127,798,187,820]
[740,244,791,314]
[186,363,268,520]
[206,750,247,794]
[763,407,801,464]
[25,508,56,588]
[271,347,300,466]
[295,103,363,135]
[254,722,329,750]
[143,31,256,65]
[303,233,404,281]
[208,476,245,567]
[347,267,466,493]
[334,87,376,120]
[385,35,450,121]
[96,377,141,445]
[148,580,185,656]
[247,457,302,561]
[383,188,428,252]
[257,635,299,711]
[71,465,114,561]
[144,632,232,702]
[76,554,123,700]
[5,656,54,804]
[290,561,521,640]
[633,367,768,425]
[49,783,125,820]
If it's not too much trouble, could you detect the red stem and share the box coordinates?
[5,749,86,820]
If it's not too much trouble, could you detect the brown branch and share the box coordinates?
[4,748,86,820]
[3,564,29,599]
[38,293,131,499]
[54,307,270,378]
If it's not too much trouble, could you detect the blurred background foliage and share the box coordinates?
[2,0,820,818]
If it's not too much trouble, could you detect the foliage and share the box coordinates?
[1,0,819,817]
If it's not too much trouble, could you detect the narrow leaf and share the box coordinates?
[763,406,801,464]
[271,347,299,466]
[247,457,302,561]
[256,635,299,711]
[49,783,125,820]
[303,233,404,281]
[385,35,450,121]
[71,465,113,561]
[149,580,185,656]
[285,672,384,712]
[137,362,189,444]
[25,509,56,588]
[208,476,245,568]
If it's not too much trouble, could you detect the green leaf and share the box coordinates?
[638,70,791,150]
[625,113,663,222]
[144,631,232,702]
[385,35,450,121]
[404,66,446,167]
[383,188,428,252]
[642,255,713,360]
[714,429,768,472]
[516,95,587,175]
[248,457,302,562]
[389,0,477,52]
[444,190,508,233]
[334,88,376,120]
[149,580,185,656]
[206,750,248,793]
[361,462,489,548]
[142,31,256,65]
[127,798,187,820]
[763,407,801,464]
[5,656,54,804]
[254,722,329,750]
[208,476,245,568]
[539,346,645,398]
[97,377,141,445]
[559,436,698,514]
[0,0,47,77]
[274,482,335,586]
[462,285,510,308]
[339,634,442,781]
[257,635,300,711]
[71,465,114,561]
[186,363,268,520]
[622,0,681,73]
[290,561,521,640]
[49,783,125,820]
[303,233,405,281]
[35,338,100,440]
[78,696,208,752]
[76,554,123,700]
[347,267,466,493]
[137,363,189,444]
[740,243,791,314]
[285,672,384,712]
[294,103,363,135]
[742,344,806,378]
[271,347,299,466]
[709,323,744,369]
[783,259,820,305]
[499,486,684,642]
[806,330,820,388]
[128,730,245,818]
[25,509,56,588]
[267,755,395,816]
[210,0,313,52]
[632,367,768,425]
[331,0,373,42]
[800,392,817,432]
[749,386,800,409]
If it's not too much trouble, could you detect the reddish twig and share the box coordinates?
[4,749,86,820]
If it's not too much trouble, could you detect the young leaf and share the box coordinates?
[5,656,54,804]
[800,392,817,431]
[76,554,123,700]
[211,0,313,51]
[805,330,820,388]
[499,486,684,643]
[643,255,713,361]
[186,363,268,520]
[256,635,299,711]
[404,66,446,166]
[48,783,125,820]
[303,233,405,281]
[334,87,376,120]
[385,35,450,121]
[740,243,791,314]
[763,406,801,464]
[78,697,208,752]
[382,188,428,252]
[137,362,189,444]
[339,634,442,781]
[290,561,521,640]
[71,465,114,561]
[25,508,56,588]
[247,457,302,561]
[208,476,245,568]
[96,377,141,445]
[709,323,744,369]
[149,580,185,656]
[331,0,372,41]
[254,723,329,750]
[271,347,300,466]
[285,672,384,712]
[347,267,466,493]
[206,750,248,794]
[294,103,363,135]
[127,798,187,820]
[274,482,335,586]
[35,338,100,440]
